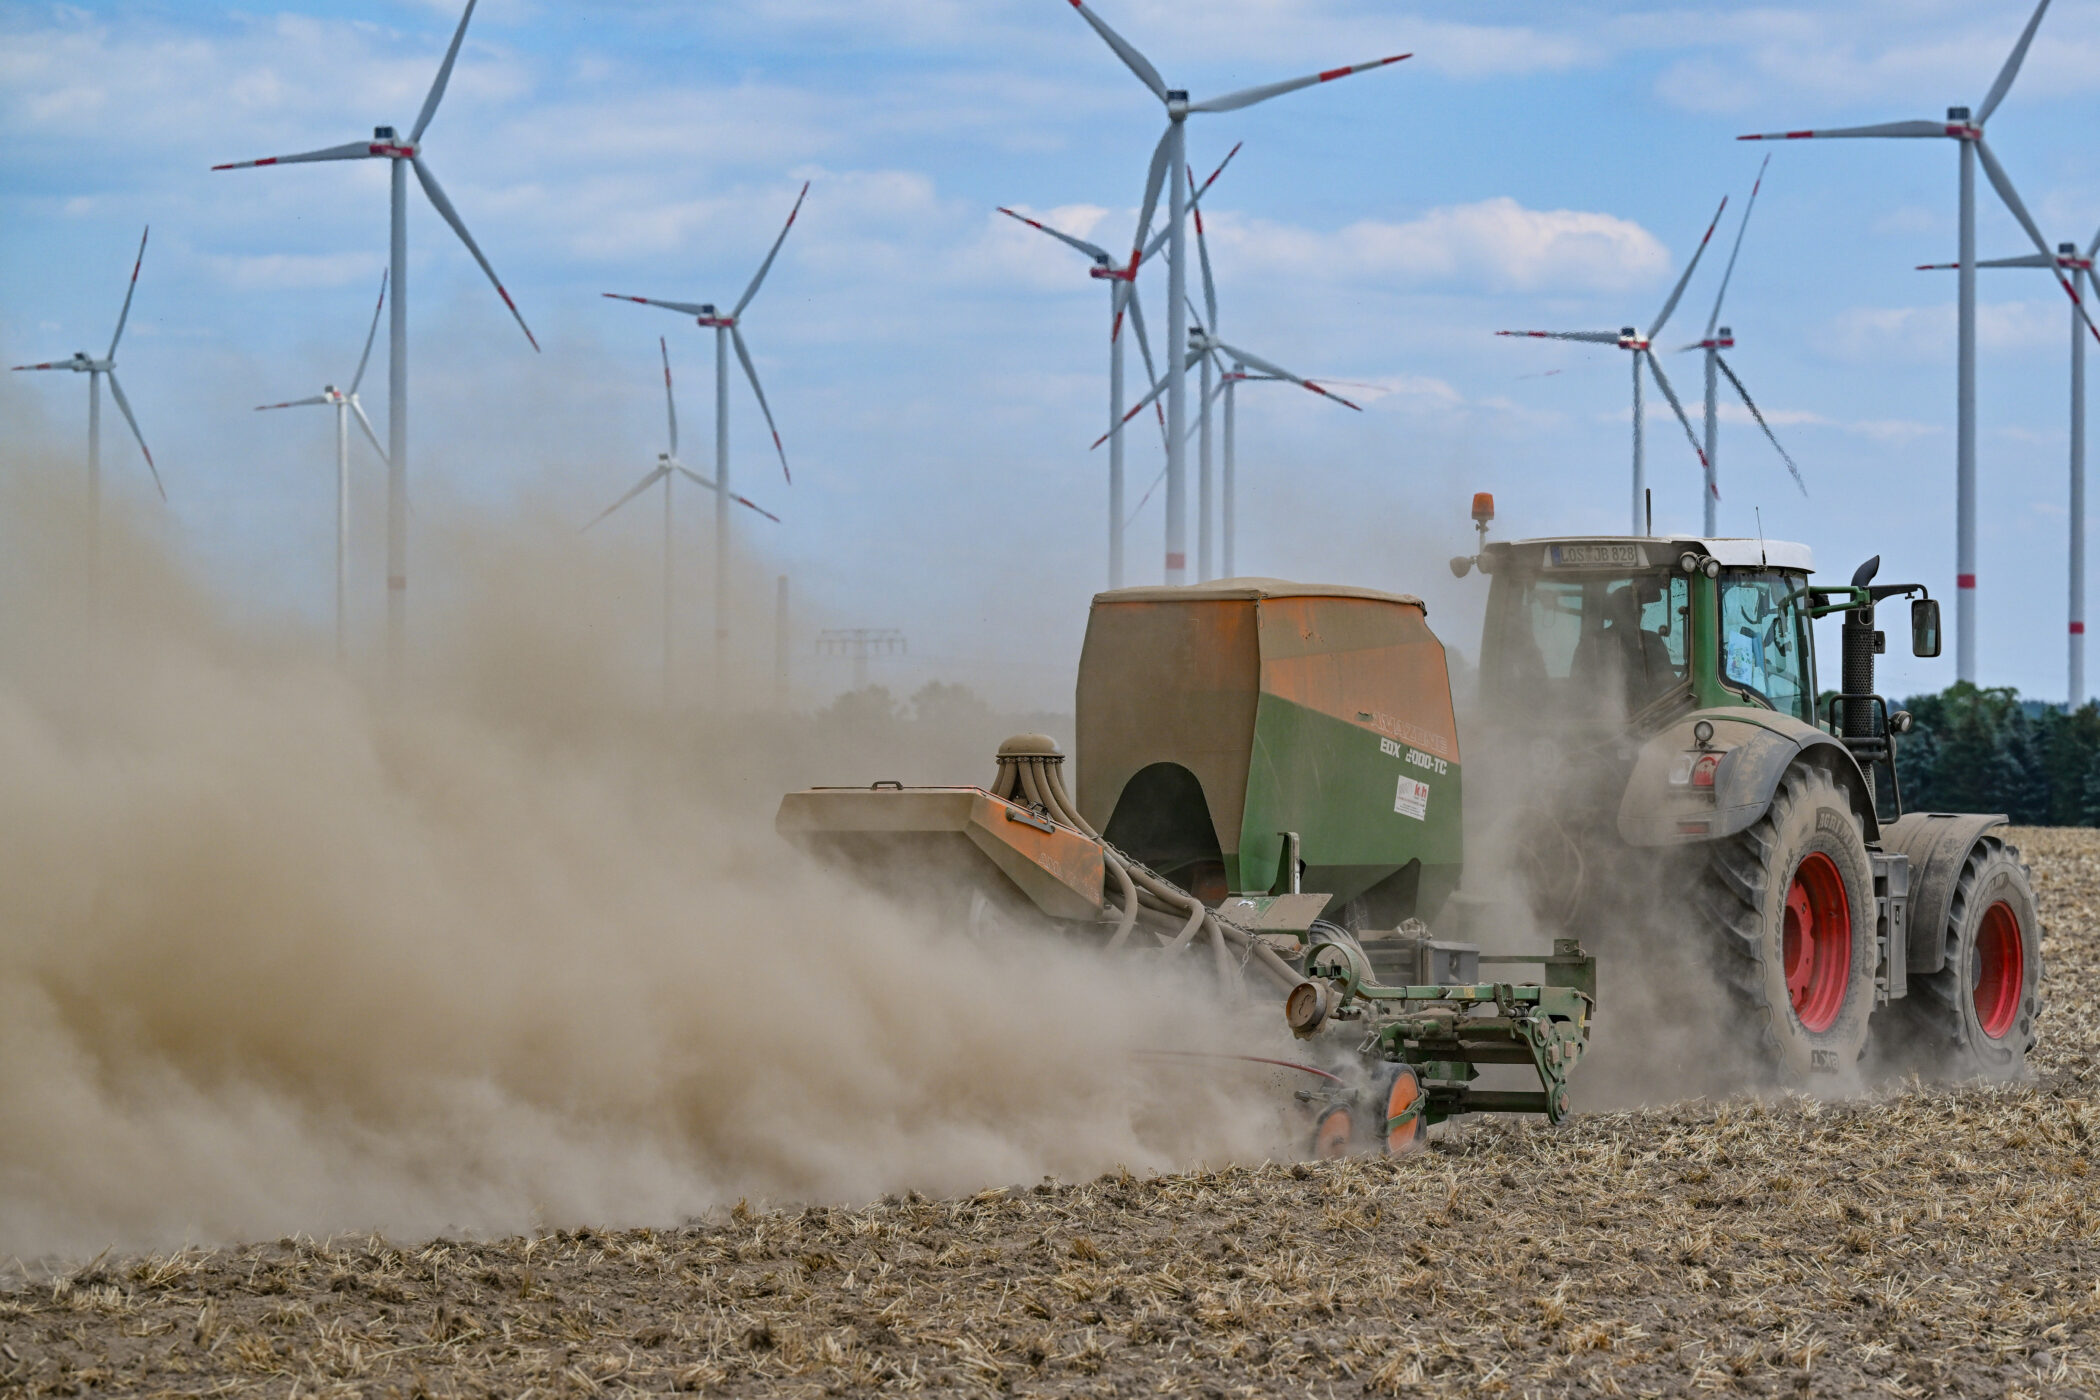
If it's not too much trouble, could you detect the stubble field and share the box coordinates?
[4,827,2096,1398]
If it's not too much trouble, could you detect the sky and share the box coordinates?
[8,0,2100,709]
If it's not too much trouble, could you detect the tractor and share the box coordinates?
[774,507,2040,1159]
[1450,493,2040,1083]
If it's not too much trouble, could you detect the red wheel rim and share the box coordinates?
[1972,900,2024,1040]
[1782,851,1851,1033]
[1313,1105,1353,1159]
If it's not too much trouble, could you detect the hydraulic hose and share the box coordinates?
[992,735,1301,993]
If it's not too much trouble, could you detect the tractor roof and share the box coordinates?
[1095,577,1427,607]
[1490,536,1814,572]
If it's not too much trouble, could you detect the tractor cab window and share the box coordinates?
[1490,571,1690,719]
[1718,571,1813,721]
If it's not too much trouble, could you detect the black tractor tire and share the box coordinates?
[1697,762,1878,1083]
[1886,833,2041,1081]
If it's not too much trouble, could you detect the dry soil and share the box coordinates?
[4,827,2096,1398]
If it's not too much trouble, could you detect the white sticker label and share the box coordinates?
[1395,776,1430,821]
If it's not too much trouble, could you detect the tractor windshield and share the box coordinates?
[1717,570,1814,722]
[1486,570,1690,721]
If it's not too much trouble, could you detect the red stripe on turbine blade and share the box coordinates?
[1958,574,1977,588]
[2073,621,2086,634]
[1166,552,1186,569]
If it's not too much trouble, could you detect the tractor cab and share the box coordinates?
[1458,533,1818,736]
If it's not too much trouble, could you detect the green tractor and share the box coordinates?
[1450,495,2041,1082]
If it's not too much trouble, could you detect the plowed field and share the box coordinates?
[5,829,2096,1398]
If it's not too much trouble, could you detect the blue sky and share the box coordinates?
[7,0,2100,707]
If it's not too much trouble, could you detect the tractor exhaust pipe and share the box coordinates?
[1842,556,1880,741]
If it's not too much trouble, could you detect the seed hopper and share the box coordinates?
[777,579,1595,1155]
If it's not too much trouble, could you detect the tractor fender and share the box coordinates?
[1617,709,1878,847]
[1877,811,2008,976]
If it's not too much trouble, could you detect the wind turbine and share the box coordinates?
[214,0,539,688]
[11,224,166,581]
[584,338,780,708]
[997,143,1236,588]
[1065,0,1407,585]
[1101,330,1362,566]
[1498,198,1727,534]
[1680,156,1805,536]
[253,269,391,662]
[1920,225,2100,705]
[1173,148,1323,581]
[604,181,807,676]
[1737,0,2074,682]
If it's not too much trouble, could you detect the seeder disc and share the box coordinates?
[1382,1064,1427,1156]
[1311,1103,1354,1159]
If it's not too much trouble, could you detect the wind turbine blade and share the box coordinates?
[1189,53,1410,114]
[733,181,811,318]
[1977,0,2053,124]
[212,139,378,170]
[1141,140,1242,264]
[412,156,538,350]
[1736,120,1944,141]
[731,326,791,484]
[350,267,388,394]
[1714,355,1805,496]
[1191,141,1242,205]
[1127,122,1173,277]
[1705,156,1768,337]
[255,395,331,410]
[107,226,148,359]
[1641,350,1708,470]
[659,336,679,458]
[1208,339,1361,409]
[1121,281,1170,450]
[1124,462,1166,528]
[1975,136,2100,343]
[582,466,668,531]
[997,207,1114,265]
[350,399,390,465]
[1496,330,1622,343]
[1916,253,2054,269]
[674,467,783,524]
[1092,361,1175,449]
[1065,0,1168,101]
[1649,196,1727,339]
[10,359,83,371]
[105,371,165,501]
[603,293,713,316]
[1189,166,1217,331]
[411,0,479,143]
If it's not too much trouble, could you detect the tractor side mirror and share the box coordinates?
[1911,598,1942,658]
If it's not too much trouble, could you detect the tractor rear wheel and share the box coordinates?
[1698,762,1877,1083]
[1886,833,2040,1081]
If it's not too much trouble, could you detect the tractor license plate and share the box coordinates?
[1547,543,1640,567]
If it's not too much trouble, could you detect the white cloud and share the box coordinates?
[1217,197,1668,295]
[1641,1,2100,116]
[1823,299,2061,360]
[204,251,378,292]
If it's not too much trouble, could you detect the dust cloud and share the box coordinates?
[0,475,1289,1266]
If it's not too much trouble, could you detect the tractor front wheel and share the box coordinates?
[1884,833,2040,1081]
[1699,763,1878,1083]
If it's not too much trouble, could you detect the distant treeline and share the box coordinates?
[1891,682,2100,825]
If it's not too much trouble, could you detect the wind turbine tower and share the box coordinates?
[11,225,166,584]
[605,182,808,681]
[215,0,540,689]
[253,270,391,661]
[1064,0,1407,584]
[1739,0,2071,681]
